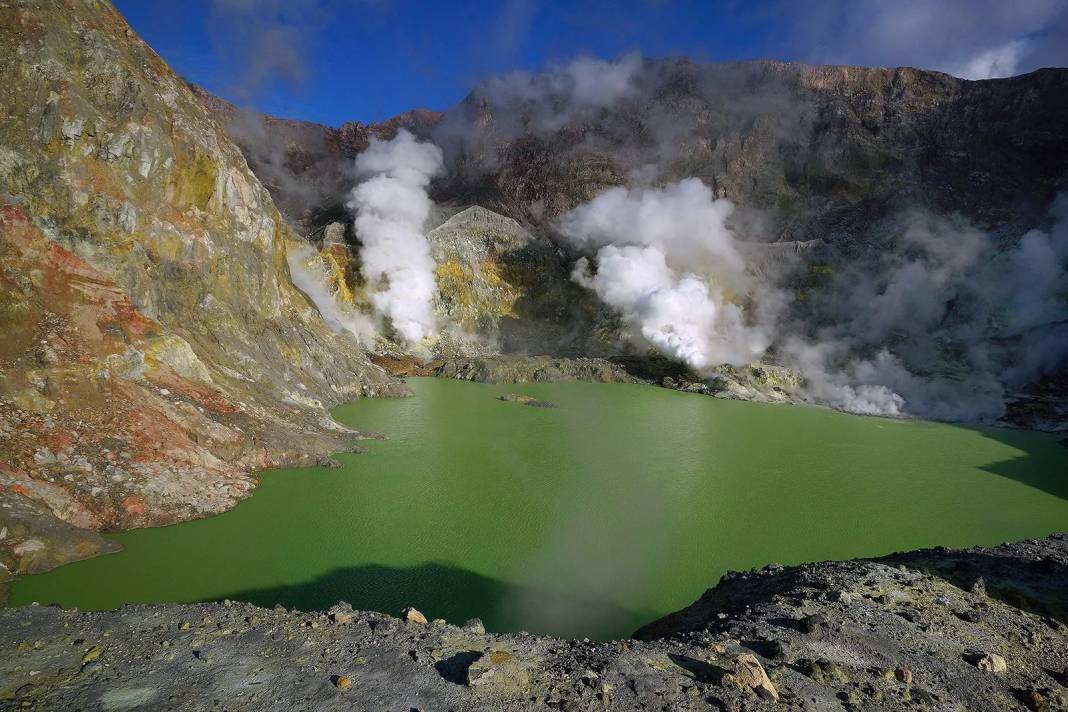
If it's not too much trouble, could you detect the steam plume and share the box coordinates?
[558,170,1067,423]
[347,130,444,345]
[792,201,1068,420]
[559,179,776,368]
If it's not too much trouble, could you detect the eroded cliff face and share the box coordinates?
[439,60,1068,241]
[0,0,403,580]
[192,85,442,235]
[199,59,1068,423]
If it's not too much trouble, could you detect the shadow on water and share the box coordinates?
[877,425,1068,623]
[968,424,1068,502]
[210,561,653,640]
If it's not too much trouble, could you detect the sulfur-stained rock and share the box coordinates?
[729,653,779,701]
[466,650,530,694]
[0,0,403,588]
[402,607,428,625]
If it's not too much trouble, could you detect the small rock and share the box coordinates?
[895,664,913,685]
[497,393,556,408]
[766,639,790,660]
[466,650,530,694]
[328,604,354,625]
[1022,688,1052,711]
[402,607,428,625]
[81,646,102,664]
[974,653,1007,673]
[805,658,849,684]
[801,613,831,636]
[463,618,486,634]
[959,609,990,624]
[729,653,779,701]
[827,590,853,604]
[333,675,351,691]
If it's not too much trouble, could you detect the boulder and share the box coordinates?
[463,618,486,634]
[402,607,428,625]
[729,653,779,701]
[974,652,1007,673]
[466,650,530,694]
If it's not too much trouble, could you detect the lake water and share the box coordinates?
[10,378,1068,639]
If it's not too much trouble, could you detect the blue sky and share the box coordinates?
[113,0,1068,127]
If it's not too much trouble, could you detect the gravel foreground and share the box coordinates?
[1,534,1065,711]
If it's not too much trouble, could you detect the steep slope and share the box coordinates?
[0,0,403,587]
[191,85,442,234]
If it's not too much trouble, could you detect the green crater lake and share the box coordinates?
[10,378,1068,639]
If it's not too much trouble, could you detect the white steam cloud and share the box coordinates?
[559,176,1068,423]
[347,129,444,345]
[482,51,642,114]
[560,179,776,369]
[795,201,1068,420]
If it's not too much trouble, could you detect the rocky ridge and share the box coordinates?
[1,534,1064,710]
[201,60,1068,428]
[0,0,404,590]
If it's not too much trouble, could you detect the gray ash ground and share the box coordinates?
[1,534,1065,711]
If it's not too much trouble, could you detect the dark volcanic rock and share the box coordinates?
[1,535,1064,710]
[375,353,640,384]
[438,60,1068,243]
[497,393,557,408]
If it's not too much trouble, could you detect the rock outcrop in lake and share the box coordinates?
[0,0,404,587]
[2,534,1064,710]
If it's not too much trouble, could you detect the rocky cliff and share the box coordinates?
[2,534,1064,710]
[190,85,441,235]
[438,59,1068,240]
[0,0,404,591]
[218,58,1068,249]
[198,59,1068,425]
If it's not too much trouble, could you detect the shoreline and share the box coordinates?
[2,533,1064,709]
